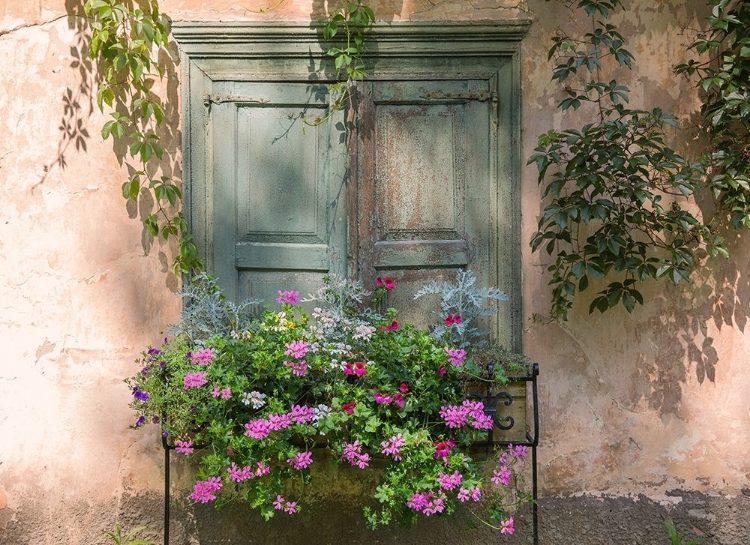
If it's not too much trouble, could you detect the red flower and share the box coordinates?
[399,382,409,393]
[394,392,404,409]
[354,361,366,377]
[436,365,447,376]
[444,314,462,326]
[375,277,384,287]
[384,277,394,290]
[341,401,357,415]
[379,321,399,332]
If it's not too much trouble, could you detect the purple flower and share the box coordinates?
[133,415,146,429]
[132,386,150,402]
[276,290,299,305]
[148,348,161,355]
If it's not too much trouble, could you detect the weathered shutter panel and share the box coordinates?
[210,82,347,304]
[356,79,497,329]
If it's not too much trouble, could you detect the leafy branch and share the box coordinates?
[307,1,375,127]
[84,0,202,274]
[675,0,750,231]
[530,0,722,320]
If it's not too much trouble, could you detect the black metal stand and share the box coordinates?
[161,364,540,545]
[468,362,540,545]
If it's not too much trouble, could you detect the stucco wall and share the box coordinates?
[1,0,748,544]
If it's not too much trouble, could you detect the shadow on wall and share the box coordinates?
[57,0,183,290]
[630,231,749,415]
[528,0,748,417]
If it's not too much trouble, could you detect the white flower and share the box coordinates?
[241,391,267,409]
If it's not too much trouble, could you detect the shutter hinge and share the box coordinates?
[203,94,270,106]
[419,90,497,103]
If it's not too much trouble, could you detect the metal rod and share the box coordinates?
[532,444,538,545]
[164,441,170,545]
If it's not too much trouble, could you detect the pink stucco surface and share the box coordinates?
[0,0,748,543]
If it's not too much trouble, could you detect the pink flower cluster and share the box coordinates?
[444,347,467,367]
[407,491,445,516]
[343,361,366,377]
[244,405,315,439]
[492,466,512,486]
[273,494,297,514]
[437,470,463,491]
[373,391,404,409]
[190,347,216,365]
[284,360,308,377]
[211,385,232,399]
[457,486,482,502]
[276,290,299,305]
[508,443,529,458]
[227,461,270,482]
[439,399,493,430]
[284,340,310,359]
[183,371,208,389]
[191,477,222,503]
[501,517,515,535]
[380,433,405,461]
[175,440,194,455]
[342,440,370,469]
[286,451,313,470]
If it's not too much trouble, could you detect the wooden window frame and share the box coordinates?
[172,21,530,350]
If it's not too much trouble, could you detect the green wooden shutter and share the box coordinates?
[355,79,498,330]
[209,82,347,303]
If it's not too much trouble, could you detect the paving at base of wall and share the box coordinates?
[2,490,747,545]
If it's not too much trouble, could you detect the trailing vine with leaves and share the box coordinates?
[84,0,201,274]
[530,0,749,320]
[82,0,374,273]
[307,1,375,127]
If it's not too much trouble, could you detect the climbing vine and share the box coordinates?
[84,0,200,274]
[530,0,749,320]
[82,0,374,273]
[307,1,375,127]
[675,0,750,230]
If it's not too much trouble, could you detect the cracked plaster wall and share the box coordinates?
[0,0,748,543]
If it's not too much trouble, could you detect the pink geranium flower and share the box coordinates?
[276,290,299,305]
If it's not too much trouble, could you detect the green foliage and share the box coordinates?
[664,519,703,545]
[675,0,750,230]
[530,0,722,320]
[168,273,261,344]
[307,1,375,127]
[84,0,202,274]
[127,275,530,531]
[413,270,508,348]
[104,525,155,545]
